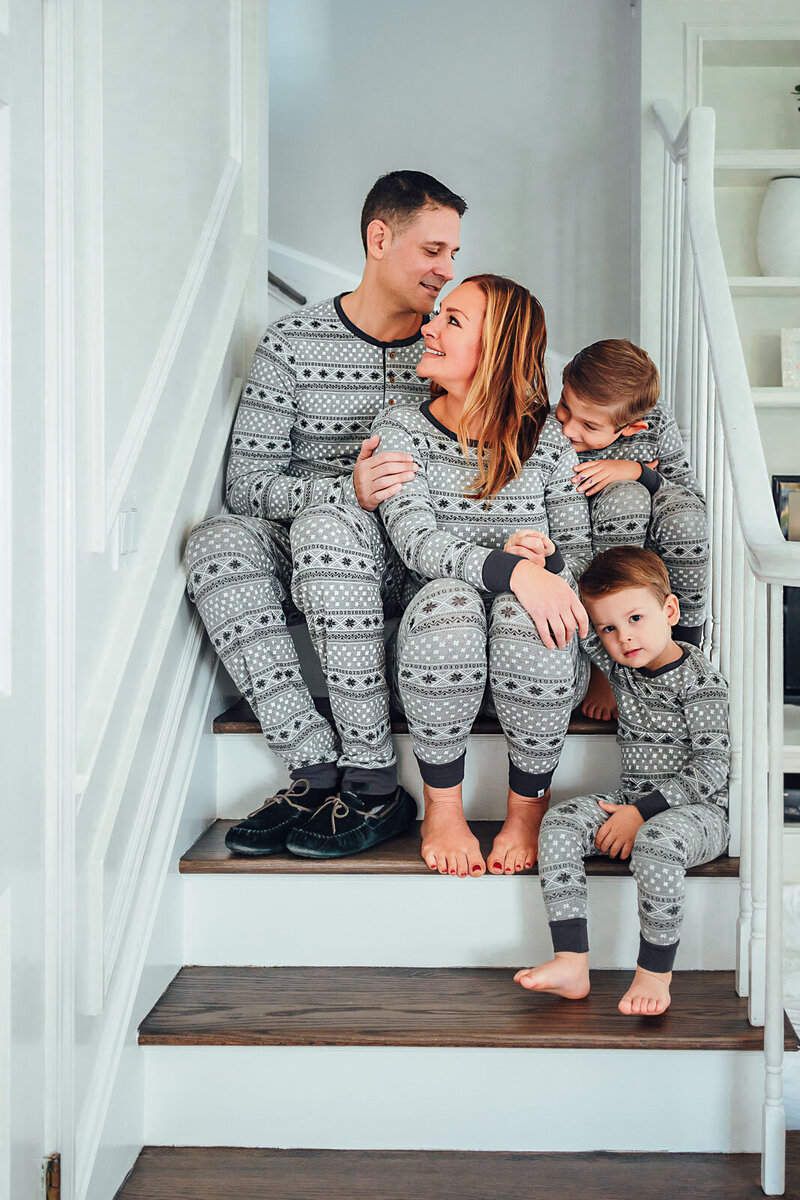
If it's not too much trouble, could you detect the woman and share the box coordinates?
[373,275,591,877]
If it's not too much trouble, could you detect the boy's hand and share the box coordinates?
[595,800,644,858]
[504,528,556,567]
[572,458,659,496]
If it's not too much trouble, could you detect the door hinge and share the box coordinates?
[44,1153,60,1200]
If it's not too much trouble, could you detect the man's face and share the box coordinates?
[379,204,461,315]
[555,383,621,453]
[586,585,680,672]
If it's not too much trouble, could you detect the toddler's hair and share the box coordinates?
[579,546,672,606]
[562,339,660,428]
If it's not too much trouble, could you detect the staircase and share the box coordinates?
[111,102,800,1198]
[110,700,797,1198]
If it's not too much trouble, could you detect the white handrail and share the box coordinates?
[654,102,800,587]
[651,100,790,1196]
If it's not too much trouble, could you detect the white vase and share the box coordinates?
[757,176,800,277]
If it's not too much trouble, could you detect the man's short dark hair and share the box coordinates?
[360,170,467,254]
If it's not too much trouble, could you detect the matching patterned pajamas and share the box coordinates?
[579,403,709,635]
[538,636,730,971]
[374,402,593,797]
[184,295,428,792]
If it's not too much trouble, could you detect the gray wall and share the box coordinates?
[268,0,637,357]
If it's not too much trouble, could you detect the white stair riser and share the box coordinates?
[182,875,739,969]
[143,1045,764,1152]
[216,733,621,820]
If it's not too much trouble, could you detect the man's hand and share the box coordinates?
[509,560,589,650]
[353,434,418,511]
[504,528,556,568]
[595,800,644,859]
[572,458,659,496]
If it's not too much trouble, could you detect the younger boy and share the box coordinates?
[555,339,708,721]
[515,547,730,1015]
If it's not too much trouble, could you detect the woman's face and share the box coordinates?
[417,281,486,394]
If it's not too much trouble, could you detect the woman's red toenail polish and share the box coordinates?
[492,862,501,870]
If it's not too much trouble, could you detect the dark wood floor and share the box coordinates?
[138,966,794,1051]
[181,817,739,876]
[115,1140,800,1200]
[214,698,617,737]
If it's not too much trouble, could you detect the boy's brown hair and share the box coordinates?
[562,339,660,428]
[579,546,672,606]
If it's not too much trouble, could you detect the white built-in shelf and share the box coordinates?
[752,387,800,409]
[715,150,800,187]
[730,277,800,296]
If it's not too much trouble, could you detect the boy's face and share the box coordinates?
[585,585,681,672]
[555,382,644,453]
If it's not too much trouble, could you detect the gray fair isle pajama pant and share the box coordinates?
[589,481,709,630]
[184,504,405,793]
[390,578,590,796]
[538,793,730,972]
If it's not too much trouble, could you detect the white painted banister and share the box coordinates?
[652,100,794,1196]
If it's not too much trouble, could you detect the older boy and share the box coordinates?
[515,547,729,1015]
[555,339,709,721]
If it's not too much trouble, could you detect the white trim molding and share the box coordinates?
[81,0,245,553]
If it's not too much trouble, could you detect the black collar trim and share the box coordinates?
[334,293,427,348]
[635,646,689,677]
[420,397,477,446]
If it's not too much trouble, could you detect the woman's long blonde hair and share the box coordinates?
[430,274,549,502]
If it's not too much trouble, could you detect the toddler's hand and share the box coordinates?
[595,800,644,859]
[504,528,556,567]
[572,458,658,496]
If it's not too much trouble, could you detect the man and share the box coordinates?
[184,170,466,857]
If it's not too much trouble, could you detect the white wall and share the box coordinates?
[1,3,268,1198]
[268,0,637,358]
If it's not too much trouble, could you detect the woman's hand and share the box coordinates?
[572,458,659,496]
[509,559,589,650]
[504,528,555,567]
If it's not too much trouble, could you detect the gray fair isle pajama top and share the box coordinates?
[184,294,428,793]
[578,402,709,631]
[373,402,593,796]
[539,634,730,972]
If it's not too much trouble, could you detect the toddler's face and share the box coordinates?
[554,383,622,453]
[585,585,680,672]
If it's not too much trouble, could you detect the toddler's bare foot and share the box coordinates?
[581,663,618,722]
[514,952,590,999]
[488,789,549,874]
[618,966,672,1015]
[420,785,485,877]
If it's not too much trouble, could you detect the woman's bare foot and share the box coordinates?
[618,966,672,1015]
[487,789,549,874]
[581,663,618,722]
[514,952,591,999]
[420,784,485,877]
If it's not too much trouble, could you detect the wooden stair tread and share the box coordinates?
[138,967,794,1051]
[180,818,740,877]
[213,697,617,736]
[115,1140,800,1200]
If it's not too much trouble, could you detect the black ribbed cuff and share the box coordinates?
[637,935,679,973]
[674,624,703,647]
[550,918,589,954]
[416,752,466,789]
[341,763,398,796]
[634,789,670,820]
[508,759,553,798]
[544,546,566,575]
[291,761,341,789]
[638,464,662,495]
[482,548,524,592]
